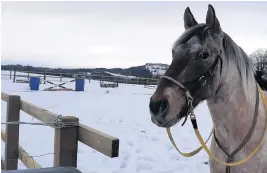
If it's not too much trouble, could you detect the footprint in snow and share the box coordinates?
[120,162,127,169]
[136,160,153,172]
[167,144,174,151]
[151,136,159,142]
[170,153,180,160]
[136,148,142,153]
[120,152,130,169]
[138,156,156,162]
[127,141,134,147]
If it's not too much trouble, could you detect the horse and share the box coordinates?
[149,4,267,173]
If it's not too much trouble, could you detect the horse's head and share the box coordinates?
[149,5,225,128]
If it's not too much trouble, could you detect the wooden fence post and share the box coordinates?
[54,116,79,168]
[9,71,12,79]
[43,70,46,84]
[13,70,16,83]
[5,95,20,170]
[1,158,4,170]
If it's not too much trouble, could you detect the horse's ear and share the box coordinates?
[206,4,221,33]
[184,7,198,29]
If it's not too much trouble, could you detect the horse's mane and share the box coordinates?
[222,32,257,102]
[220,33,267,93]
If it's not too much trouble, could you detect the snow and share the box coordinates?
[105,71,138,79]
[145,63,168,77]
[101,81,118,84]
[1,70,213,173]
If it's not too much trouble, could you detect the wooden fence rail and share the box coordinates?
[1,130,41,169]
[2,70,159,86]
[1,92,119,171]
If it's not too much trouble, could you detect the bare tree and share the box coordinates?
[250,48,267,74]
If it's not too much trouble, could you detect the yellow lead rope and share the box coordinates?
[167,87,267,166]
[166,127,214,157]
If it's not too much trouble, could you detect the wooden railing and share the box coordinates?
[1,92,119,171]
[1,70,159,86]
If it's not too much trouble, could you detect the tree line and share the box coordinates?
[1,64,154,78]
[251,48,267,90]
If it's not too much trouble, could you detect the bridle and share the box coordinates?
[159,50,267,172]
[160,51,223,126]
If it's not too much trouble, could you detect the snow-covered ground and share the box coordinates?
[1,70,213,173]
[105,71,138,79]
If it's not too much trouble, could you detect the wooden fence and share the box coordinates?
[1,92,119,171]
[1,70,159,86]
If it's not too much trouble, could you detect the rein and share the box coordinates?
[161,60,267,169]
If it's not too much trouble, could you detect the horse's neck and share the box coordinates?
[206,79,266,153]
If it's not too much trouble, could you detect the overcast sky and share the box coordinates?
[2,1,267,68]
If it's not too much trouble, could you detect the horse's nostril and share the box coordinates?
[160,99,169,113]
[149,100,160,115]
[149,99,169,116]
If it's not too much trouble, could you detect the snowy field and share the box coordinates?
[1,70,213,173]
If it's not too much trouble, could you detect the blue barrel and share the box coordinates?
[75,79,85,91]
[29,77,40,91]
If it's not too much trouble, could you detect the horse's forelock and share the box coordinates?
[172,24,209,49]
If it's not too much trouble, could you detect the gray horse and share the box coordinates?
[149,4,267,173]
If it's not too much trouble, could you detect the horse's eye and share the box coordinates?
[198,52,209,59]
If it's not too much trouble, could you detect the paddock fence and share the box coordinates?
[1,70,159,86]
[1,92,119,172]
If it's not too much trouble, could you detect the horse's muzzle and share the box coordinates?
[149,99,170,126]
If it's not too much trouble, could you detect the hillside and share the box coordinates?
[145,63,169,77]
[1,63,169,78]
